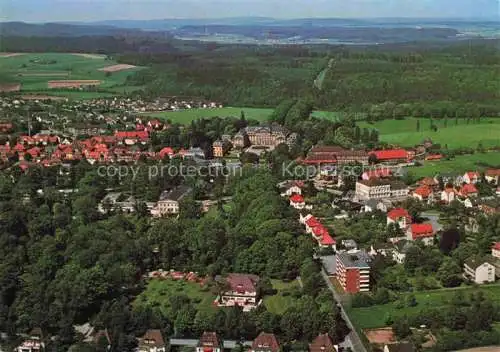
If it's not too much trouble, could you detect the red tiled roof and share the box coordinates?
[139,329,165,347]
[410,223,434,239]
[252,332,280,352]
[413,185,432,198]
[312,225,329,237]
[114,130,149,139]
[305,216,321,228]
[159,147,175,158]
[371,149,407,161]
[387,208,410,221]
[466,171,480,179]
[461,184,478,195]
[492,243,500,251]
[290,194,304,203]
[225,273,259,294]
[199,332,221,348]
[486,169,500,177]
[319,233,336,246]
[309,334,335,352]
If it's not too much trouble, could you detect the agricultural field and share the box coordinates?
[0,52,144,98]
[134,278,216,316]
[348,284,500,330]
[408,152,500,178]
[359,117,500,149]
[263,279,301,315]
[146,107,274,123]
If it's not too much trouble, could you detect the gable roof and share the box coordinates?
[225,273,260,293]
[464,256,494,270]
[409,223,434,239]
[461,184,478,195]
[139,329,165,347]
[198,332,221,348]
[371,149,407,161]
[309,334,336,352]
[252,332,280,352]
[387,208,410,221]
[413,185,432,198]
[290,194,305,203]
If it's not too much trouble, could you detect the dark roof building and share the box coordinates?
[251,332,280,352]
[309,334,337,352]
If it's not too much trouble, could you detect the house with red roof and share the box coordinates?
[412,185,434,203]
[309,334,338,352]
[459,184,478,198]
[387,208,411,230]
[370,149,408,163]
[305,216,322,234]
[159,147,175,159]
[485,169,500,185]
[289,194,305,209]
[318,233,336,248]
[463,171,480,184]
[492,243,500,259]
[216,273,260,311]
[251,332,280,352]
[406,223,435,245]
[114,130,149,145]
[280,180,304,197]
[196,332,222,352]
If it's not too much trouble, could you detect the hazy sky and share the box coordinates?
[2,0,499,22]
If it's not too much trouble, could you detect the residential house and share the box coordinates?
[383,342,416,352]
[370,149,408,164]
[464,256,495,284]
[406,223,435,246]
[155,186,192,216]
[440,187,456,204]
[485,169,500,185]
[289,194,305,209]
[355,179,409,201]
[412,185,434,203]
[16,328,44,352]
[212,139,232,158]
[463,171,480,184]
[279,180,304,197]
[138,330,166,352]
[392,240,413,264]
[309,334,338,352]
[418,177,439,190]
[216,273,260,311]
[387,208,411,230]
[196,332,222,352]
[251,332,280,352]
[336,250,371,293]
[492,243,500,259]
[459,184,478,198]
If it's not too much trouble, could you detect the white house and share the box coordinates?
[463,171,480,184]
[464,257,495,284]
[485,169,500,185]
[387,208,411,230]
[441,188,456,203]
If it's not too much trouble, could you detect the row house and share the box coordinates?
[304,145,369,165]
[336,250,371,293]
[302,214,336,249]
[215,273,261,311]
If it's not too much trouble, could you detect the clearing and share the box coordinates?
[263,279,301,315]
[0,52,144,98]
[134,278,216,316]
[358,117,500,149]
[0,53,24,58]
[348,283,500,330]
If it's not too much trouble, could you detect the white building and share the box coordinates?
[355,179,409,201]
[464,257,495,284]
[463,171,480,184]
[155,186,192,216]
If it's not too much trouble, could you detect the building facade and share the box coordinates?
[355,179,409,201]
[336,251,371,293]
[155,186,192,216]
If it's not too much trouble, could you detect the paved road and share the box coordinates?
[321,269,368,352]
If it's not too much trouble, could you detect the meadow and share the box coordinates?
[408,152,500,178]
[263,279,301,315]
[0,52,144,98]
[359,117,500,149]
[348,284,500,330]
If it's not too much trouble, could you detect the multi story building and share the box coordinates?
[212,139,232,158]
[464,257,495,284]
[355,179,409,201]
[138,330,166,352]
[232,124,294,148]
[196,332,222,352]
[336,250,371,293]
[155,186,192,216]
[216,273,260,311]
[304,145,369,165]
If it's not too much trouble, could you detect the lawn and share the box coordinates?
[348,283,500,330]
[359,118,500,149]
[407,152,500,178]
[263,279,301,315]
[134,278,216,316]
[0,52,144,98]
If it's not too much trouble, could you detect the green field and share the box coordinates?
[348,284,500,330]
[263,279,301,315]
[146,107,274,123]
[359,118,500,149]
[134,278,216,315]
[0,53,144,98]
[408,152,500,178]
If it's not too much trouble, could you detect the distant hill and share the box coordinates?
[0,22,147,37]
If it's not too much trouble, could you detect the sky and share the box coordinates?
[1,0,499,22]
